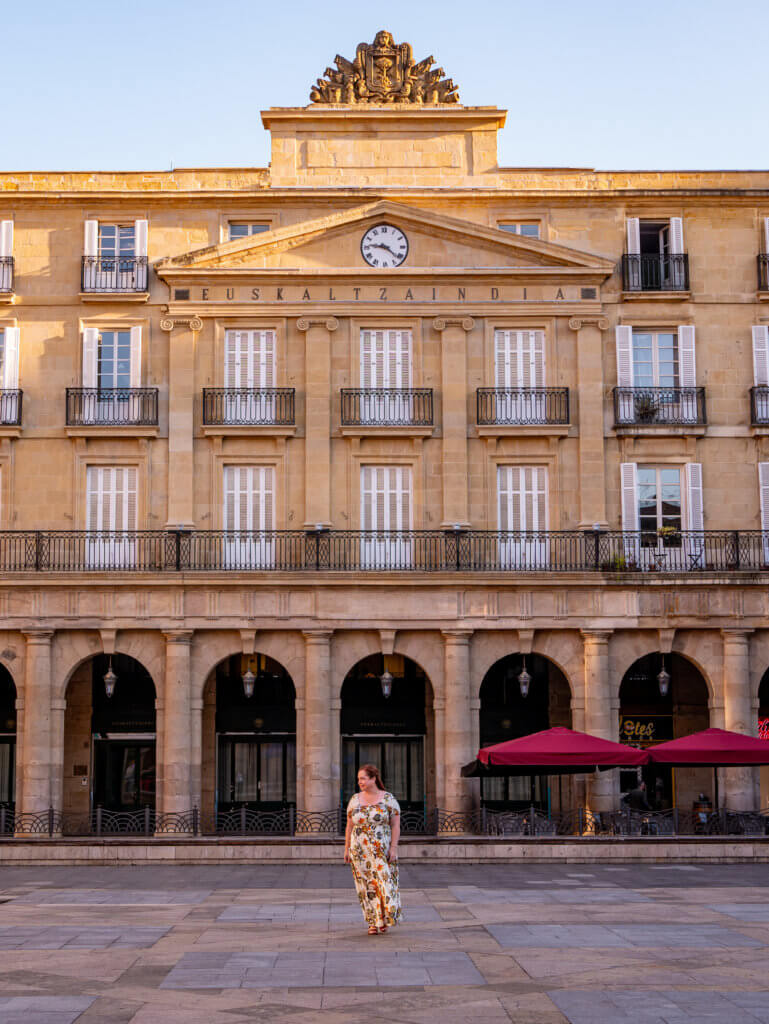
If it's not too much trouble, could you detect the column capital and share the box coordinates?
[302,629,333,643]
[159,315,203,332]
[721,628,754,642]
[580,628,613,645]
[296,316,338,332]
[22,629,54,645]
[568,316,609,331]
[442,628,473,645]
[432,316,475,333]
[163,629,194,646]
[50,699,67,711]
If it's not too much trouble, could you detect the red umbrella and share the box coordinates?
[647,727,769,767]
[462,726,648,777]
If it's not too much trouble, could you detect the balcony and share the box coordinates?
[0,257,13,294]
[621,253,689,292]
[81,256,148,293]
[202,388,295,426]
[0,529,765,573]
[66,388,159,427]
[0,390,22,426]
[751,386,769,425]
[759,254,769,291]
[477,388,569,426]
[614,387,706,427]
[340,388,433,428]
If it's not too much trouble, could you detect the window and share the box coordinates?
[228,223,270,241]
[497,466,549,568]
[624,218,686,290]
[0,327,20,423]
[222,330,276,423]
[98,224,136,259]
[637,467,682,536]
[615,326,697,423]
[620,463,703,569]
[222,466,275,568]
[493,330,546,422]
[83,219,148,291]
[752,326,769,422]
[631,331,679,388]
[360,466,412,568]
[359,329,413,422]
[98,330,131,389]
[498,222,540,238]
[86,466,138,567]
[0,221,13,292]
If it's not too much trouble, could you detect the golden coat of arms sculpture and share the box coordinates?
[309,31,460,105]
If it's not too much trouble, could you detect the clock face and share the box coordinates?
[360,224,409,268]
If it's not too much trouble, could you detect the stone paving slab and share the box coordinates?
[449,885,651,904]
[0,925,169,949]
[486,922,765,948]
[0,996,95,1024]
[549,989,769,1023]
[710,903,769,921]
[10,890,211,905]
[218,902,441,922]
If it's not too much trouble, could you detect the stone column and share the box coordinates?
[432,696,446,810]
[581,629,615,811]
[160,315,202,529]
[722,629,757,810]
[160,630,193,818]
[442,629,474,813]
[19,630,54,820]
[433,317,474,527]
[50,697,67,817]
[14,695,24,812]
[298,317,338,528]
[189,697,203,817]
[294,696,305,811]
[569,317,609,528]
[302,630,335,813]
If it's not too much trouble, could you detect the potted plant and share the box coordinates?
[634,393,659,423]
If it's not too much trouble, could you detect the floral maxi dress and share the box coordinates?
[347,792,402,928]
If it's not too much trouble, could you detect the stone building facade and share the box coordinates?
[1,34,768,830]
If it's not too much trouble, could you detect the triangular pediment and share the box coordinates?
[155,200,614,276]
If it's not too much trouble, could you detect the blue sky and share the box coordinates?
[3,0,767,171]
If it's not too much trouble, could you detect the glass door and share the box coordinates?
[92,739,156,811]
[216,736,296,812]
[0,738,14,807]
[480,774,546,811]
[342,736,424,814]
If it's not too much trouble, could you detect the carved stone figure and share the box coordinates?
[309,30,459,105]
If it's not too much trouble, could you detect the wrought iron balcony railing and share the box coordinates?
[477,387,569,425]
[81,256,148,292]
[66,388,159,426]
[614,387,706,426]
[751,386,769,425]
[340,388,433,426]
[0,390,22,426]
[0,528,766,573]
[0,257,13,293]
[759,254,769,291]
[621,253,689,291]
[202,388,295,425]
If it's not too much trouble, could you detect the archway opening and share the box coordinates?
[758,669,769,807]
[0,666,16,810]
[619,652,709,810]
[64,654,157,816]
[202,653,296,817]
[341,654,434,814]
[479,653,571,812]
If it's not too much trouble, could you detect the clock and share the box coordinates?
[360,224,409,268]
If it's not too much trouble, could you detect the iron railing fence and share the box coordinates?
[759,254,769,291]
[0,256,13,292]
[81,256,148,291]
[751,386,769,425]
[4,805,769,838]
[0,529,767,573]
[202,388,295,425]
[621,253,689,291]
[340,388,434,426]
[614,387,706,426]
[0,389,22,426]
[476,388,570,425]
[66,388,159,426]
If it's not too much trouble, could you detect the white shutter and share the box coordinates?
[393,331,411,388]
[758,463,769,533]
[0,221,13,259]
[669,217,684,255]
[615,325,634,387]
[223,466,273,532]
[360,465,373,529]
[260,331,275,388]
[626,218,640,255]
[87,467,101,530]
[752,326,769,386]
[498,466,547,531]
[678,326,696,387]
[531,331,545,388]
[82,328,99,388]
[224,330,238,388]
[360,466,410,531]
[134,219,148,258]
[495,330,512,388]
[87,467,137,531]
[2,327,19,389]
[129,326,142,388]
[360,331,373,388]
[620,463,639,532]
[764,217,769,256]
[83,220,98,257]
[685,463,704,532]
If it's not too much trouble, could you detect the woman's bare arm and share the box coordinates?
[344,814,352,863]
[389,813,400,861]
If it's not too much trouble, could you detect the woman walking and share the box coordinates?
[344,764,402,934]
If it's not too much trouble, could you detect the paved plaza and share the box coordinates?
[0,862,768,1022]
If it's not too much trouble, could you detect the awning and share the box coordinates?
[646,727,769,767]
[461,725,649,777]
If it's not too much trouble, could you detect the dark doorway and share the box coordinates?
[0,667,16,809]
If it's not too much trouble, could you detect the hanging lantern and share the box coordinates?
[518,656,531,698]
[657,657,671,698]
[242,668,256,699]
[380,670,393,699]
[103,658,117,699]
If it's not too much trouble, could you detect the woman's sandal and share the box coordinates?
[378,925,388,934]
[368,925,378,935]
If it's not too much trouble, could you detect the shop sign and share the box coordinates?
[619,715,674,746]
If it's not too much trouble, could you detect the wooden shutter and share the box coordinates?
[82,328,99,387]
[626,218,640,254]
[129,326,142,388]
[0,221,13,258]
[360,466,410,530]
[752,326,769,386]
[759,464,769,533]
[685,463,704,532]
[257,331,275,388]
[615,325,634,387]
[360,331,373,388]
[224,330,238,388]
[620,463,639,532]
[2,327,19,389]
[678,326,696,387]
[360,465,374,529]
[134,219,148,258]
[498,466,546,531]
[83,220,98,257]
[530,331,545,387]
[223,466,273,532]
[87,467,137,531]
[389,331,411,388]
[494,330,512,388]
[669,217,684,255]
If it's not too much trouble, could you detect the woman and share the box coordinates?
[344,763,402,934]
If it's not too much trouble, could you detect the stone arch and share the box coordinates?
[192,630,305,704]
[470,630,580,703]
[332,630,442,700]
[55,630,162,702]
[610,630,717,705]
[749,631,769,705]
[0,633,24,699]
